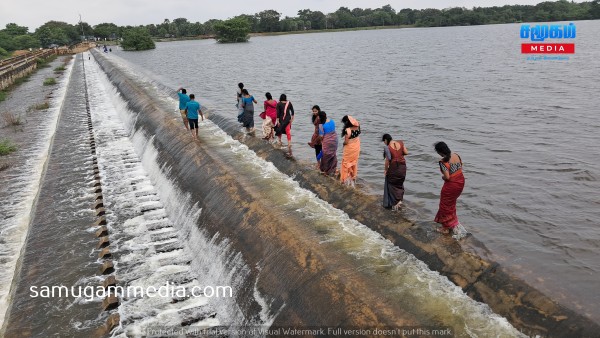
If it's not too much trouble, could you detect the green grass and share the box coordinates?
[54,65,65,72]
[43,77,56,86]
[0,139,18,156]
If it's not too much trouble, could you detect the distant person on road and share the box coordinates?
[340,115,361,187]
[236,82,244,123]
[382,134,408,210]
[185,94,204,140]
[177,87,190,130]
[261,92,277,141]
[240,89,257,133]
[433,141,465,235]
[308,105,323,168]
[318,111,338,176]
[275,94,295,156]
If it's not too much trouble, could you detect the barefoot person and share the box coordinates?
[261,92,277,141]
[185,94,204,140]
[275,94,294,156]
[177,87,190,130]
[318,111,338,176]
[236,83,244,123]
[382,134,408,210]
[434,141,465,235]
[340,115,361,187]
[241,89,257,134]
[308,105,323,168]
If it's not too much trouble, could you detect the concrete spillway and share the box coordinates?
[82,48,598,337]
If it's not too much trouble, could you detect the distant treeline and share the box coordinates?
[1,0,599,54]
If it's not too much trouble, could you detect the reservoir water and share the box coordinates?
[110,21,600,323]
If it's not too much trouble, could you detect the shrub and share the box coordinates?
[1,111,22,126]
[0,139,18,156]
[29,102,50,111]
[43,78,56,86]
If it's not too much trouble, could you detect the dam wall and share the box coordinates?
[90,49,424,329]
[0,50,55,90]
[91,49,598,337]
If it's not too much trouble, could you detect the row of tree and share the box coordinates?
[1,0,599,52]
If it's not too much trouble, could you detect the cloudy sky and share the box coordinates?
[1,0,564,31]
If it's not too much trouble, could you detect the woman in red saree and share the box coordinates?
[434,141,465,234]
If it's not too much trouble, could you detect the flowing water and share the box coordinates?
[0,57,75,329]
[86,51,524,337]
[109,21,600,323]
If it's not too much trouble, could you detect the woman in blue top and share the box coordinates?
[240,89,257,133]
[318,111,338,175]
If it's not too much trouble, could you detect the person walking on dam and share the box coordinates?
[261,92,277,141]
[236,82,244,123]
[240,89,257,133]
[318,110,338,176]
[185,94,204,140]
[340,115,361,187]
[275,94,295,157]
[382,134,408,210]
[308,105,323,168]
[177,87,190,130]
[434,141,465,235]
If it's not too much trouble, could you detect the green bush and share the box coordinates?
[43,78,56,85]
[0,47,10,59]
[0,140,18,156]
[121,28,155,51]
[214,18,250,43]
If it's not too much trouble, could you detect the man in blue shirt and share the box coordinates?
[177,87,190,130]
[185,94,204,140]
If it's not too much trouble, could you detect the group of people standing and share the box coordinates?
[237,83,295,157]
[177,83,466,237]
[234,84,465,236]
[307,106,362,188]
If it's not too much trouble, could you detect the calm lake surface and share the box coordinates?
[112,21,600,322]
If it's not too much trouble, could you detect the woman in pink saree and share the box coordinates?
[261,92,277,141]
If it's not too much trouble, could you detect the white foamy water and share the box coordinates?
[85,54,276,336]
[0,59,74,328]
[93,52,527,337]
